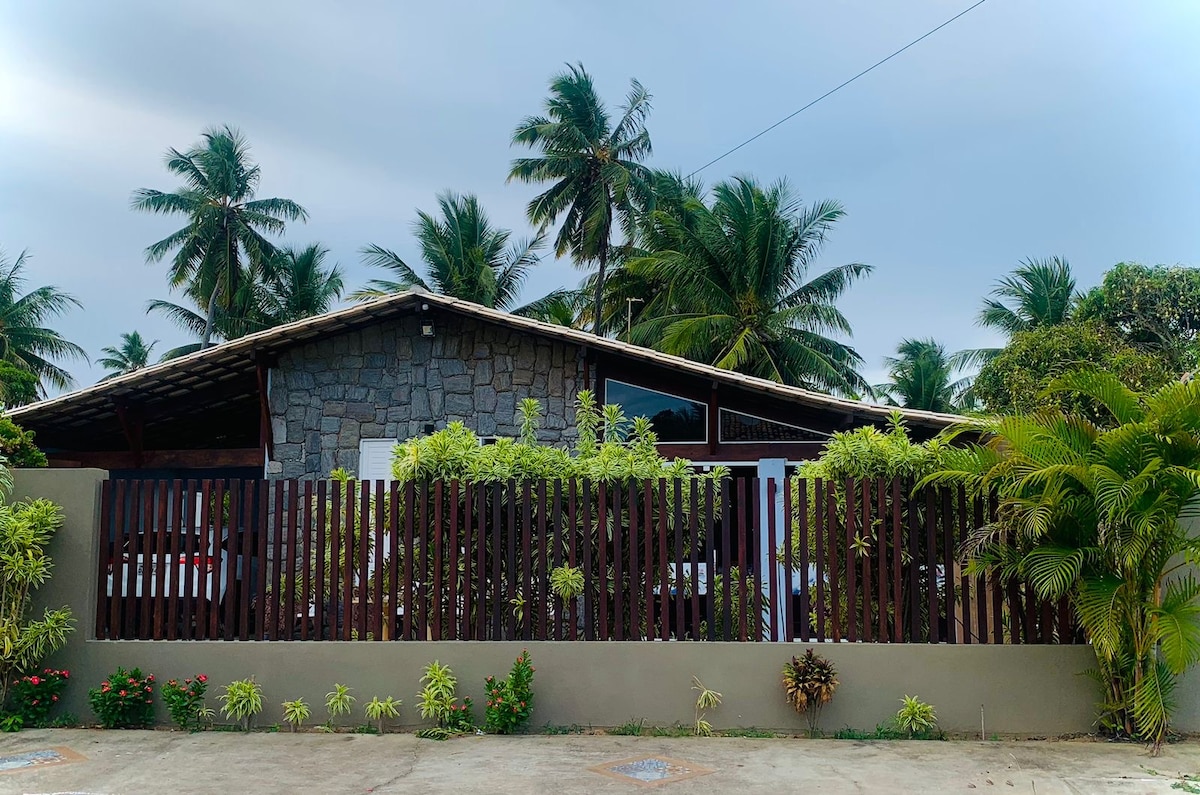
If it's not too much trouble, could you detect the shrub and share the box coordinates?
[484,650,534,735]
[162,674,210,731]
[691,676,721,737]
[783,649,839,736]
[88,667,155,729]
[219,679,263,731]
[0,495,73,704]
[417,661,474,733]
[8,667,69,728]
[895,695,937,737]
[325,683,354,727]
[363,696,401,734]
[282,698,310,732]
[0,416,46,468]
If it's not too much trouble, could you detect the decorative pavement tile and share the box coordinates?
[590,755,714,788]
[0,747,85,774]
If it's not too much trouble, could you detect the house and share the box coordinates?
[7,290,959,484]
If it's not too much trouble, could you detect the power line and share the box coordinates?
[687,0,992,177]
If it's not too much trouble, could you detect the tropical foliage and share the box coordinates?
[875,338,971,413]
[357,192,543,309]
[973,322,1173,421]
[509,63,653,334]
[625,176,871,393]
[925,371,1200,747]
[95,331,157,380]
[963,256,1078,366]
[0,250,84,397]
[0,417,47,468]
[132,124,307,348]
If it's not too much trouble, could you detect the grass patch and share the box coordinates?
[649,723,692,737]
[721,727,779,738]
[541,723,586,735]
[610,719,647,736]
[352,724,380,735]
[832,724,945,741]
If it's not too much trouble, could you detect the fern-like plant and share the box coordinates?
[282,698,310,732]
[364,696,401,734]
[219,678,263,731]
[325,683,355,728]
[782,649,839,736]
[417,661,457,725]
[895,695,937,737]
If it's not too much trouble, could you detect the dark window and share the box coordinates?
[604,379,707,443]
[718,409,829,443]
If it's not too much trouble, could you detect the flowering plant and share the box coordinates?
[88,666,155,729]
[163,674,211,731]
[484,650,534,735]
[445,697,475,734]
[9,668,70,728]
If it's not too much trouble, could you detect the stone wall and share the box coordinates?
[266,312,586,478]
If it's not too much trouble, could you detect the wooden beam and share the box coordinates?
[255,353,275,461]
[707,382,719,456]
[46,448,262,470]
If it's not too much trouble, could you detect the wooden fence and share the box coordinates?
[94,477,1079,644]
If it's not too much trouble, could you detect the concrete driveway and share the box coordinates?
[0,729,1196,794]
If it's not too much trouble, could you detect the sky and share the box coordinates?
[1,0,1198,394]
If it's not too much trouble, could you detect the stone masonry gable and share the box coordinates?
[266,313,586,479]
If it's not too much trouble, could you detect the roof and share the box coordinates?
[8,290,962,432]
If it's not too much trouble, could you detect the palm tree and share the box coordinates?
[925,370,1200,748]
[149,243,343,359]
[875,339,971,413]
[625,177,872,394]
[963,256,1077,365]
[355,192,543,311]
[95,331,158,380]
[132,125,307,348]
[0,250,84,398]
[513,287,590,329]
[508,63,654,335]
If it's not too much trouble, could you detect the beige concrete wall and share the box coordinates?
[11,468,1197,735]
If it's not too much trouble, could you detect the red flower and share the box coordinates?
[31,699,38,705]
[146,699,152,704]
[197,675,206,683]
[520,702,526,708]
[51,695,58,702]
[119,690,127,697]
[128,678,136,684]
[30,676,39,686]
[63,671,69,678]
[147,675,155,682]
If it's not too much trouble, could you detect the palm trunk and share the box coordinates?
[201,284,222,349]
[592,239,608,337]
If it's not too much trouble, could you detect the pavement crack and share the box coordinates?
[366,741,422,793]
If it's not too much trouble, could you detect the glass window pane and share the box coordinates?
[719,409,829,443]
[604,380,707,443]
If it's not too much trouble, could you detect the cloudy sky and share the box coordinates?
[1,0,1198,394]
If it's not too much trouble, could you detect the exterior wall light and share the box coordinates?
[420,320,435,338]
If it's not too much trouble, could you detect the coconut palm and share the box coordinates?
[962,257,1077,366]
[625,177,871,393]
[508,63,654,335]
[513,287,590,329]
[0,250,84,398]
[132,125,307,348]
[925,370,1200,748]
[875,339,971,413]
[149,243,343,359]
[95,331,158,380]
[355,192,543,310]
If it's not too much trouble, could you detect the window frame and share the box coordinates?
[602,378,709,444]
[717,407,830,445]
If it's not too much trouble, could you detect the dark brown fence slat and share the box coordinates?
[704,480,716,641]
[315,480,327,640]
[1040,598,1054,644]
[341,480,355,641]
[567,480,579,641]
[300,480,314,641]
[152,480,169,641]
[719,479,732,642]
[419,481,432,641]
[551,480,562,641]
[626,481,639,641]
[827,484,841,643]
[815,479,826,642]
[749,478,762,643]
[736,478,748,643]
[860,479,872,643]
[490,482,502,641]
[690,479,701,641]
[140,481,157,640]
[908,479,922,643]
[767,478,779,643]
[642,481,654,640]
[582,479,594,641]
[972,492,987,643]
[286,481,299,642]
[357,481,370,640]
[202,480,219,640]
[474,482,486,641]
[123,480,141,640]
[876,479,887,642]
[432,481,444,642]
[521,480,533,641]
[891,479,903,643]
[373,480,385,640]
[328,481,341,640]
[673,479,685,642]
[844,479,856,644]
[239,480,256,642]
[166,480,183,641]
[924,487,939,643]
[794,479,807,643]
[536,480,548,642]
[612,483,624,642]
[267,481,283,641]
[506,480,517,641]
[659,479,670,643]
[255,480,269,641]
[957,484,971,644]
[404,481,416,641]
[940,487,955,644]
[181,479,198,641]
[459,481,470,641]
[597,481,608,641]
